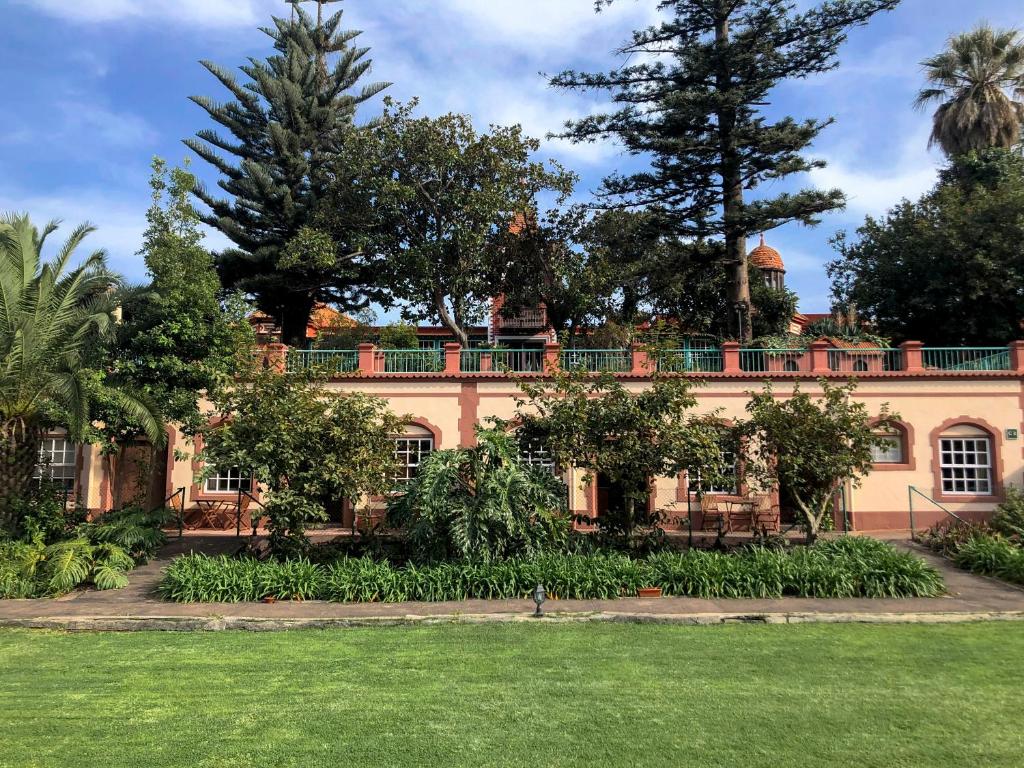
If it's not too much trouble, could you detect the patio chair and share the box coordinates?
[699,495,724,532]
[752,495,780,534]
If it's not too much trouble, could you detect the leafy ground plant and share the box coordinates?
[158,537,944,603]
[0,504,172,598]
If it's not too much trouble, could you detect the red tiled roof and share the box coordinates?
[750,234,784,271]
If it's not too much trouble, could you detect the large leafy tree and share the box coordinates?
[496,208,793,342]
[327,100,576,347]
[186,0,388,346]
[0,214,161,529]
[551,0,899,340]
[201,368,404,554]
[828,148,1024,345]
[740,381,892,543]
[515,371,724,542]
[493,207,626,342]
[111,159,256,442]
[916,24,1024,158]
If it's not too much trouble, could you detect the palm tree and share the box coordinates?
[916,24,1024,157]
[0,213,162,528]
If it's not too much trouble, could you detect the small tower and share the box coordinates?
[750,234,785,291]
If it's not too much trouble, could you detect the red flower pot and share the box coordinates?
[637,587,663,599]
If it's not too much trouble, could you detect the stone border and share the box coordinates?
[4,610,1024,632]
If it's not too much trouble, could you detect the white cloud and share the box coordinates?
[2,101,158,152]
[13,0,279,27]
[438,0,659,50]
[809,126,940,218]
[0,188,148,277]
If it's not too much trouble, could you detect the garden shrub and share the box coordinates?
[954,536,1024,586]
[158,538,945,603]
[991,488,1024,541]
[0,502,172,598]
[387,427,570,563]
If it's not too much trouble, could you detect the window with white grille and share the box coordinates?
[939,436,992,494]
[394,437,433,483]
[520,439,558,475]
[204,468,251,494]
[34,436,76,491]
[690,448,738,495]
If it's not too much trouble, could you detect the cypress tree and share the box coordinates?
[551,0,899,340]
[186,0,388,346]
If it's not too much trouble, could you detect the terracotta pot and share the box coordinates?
[637,587,663,599]
[262,596,277,604]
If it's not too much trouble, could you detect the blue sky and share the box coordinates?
[1,0,1021,315]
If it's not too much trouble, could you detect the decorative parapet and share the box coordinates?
[279,342,1024,380]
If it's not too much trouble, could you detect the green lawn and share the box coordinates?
[0,623,1021,767]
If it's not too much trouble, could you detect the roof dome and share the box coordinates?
[750,234,784,271]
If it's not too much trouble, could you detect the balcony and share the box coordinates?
[495,307,547,330]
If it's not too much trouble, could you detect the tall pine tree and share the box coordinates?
[186,0,388,346]
[551,0,899,340]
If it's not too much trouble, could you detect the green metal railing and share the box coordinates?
[461,348,545,373]
[907,485,967,539]
[286,349,359,374]
[827,348,903,373]
[921,347,1011,371]
[739,348,810,373]
[559,349,632,373]
[657,348,724,373]
[374,349,444,373]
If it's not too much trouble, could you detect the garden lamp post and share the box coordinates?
[533,583,547,618]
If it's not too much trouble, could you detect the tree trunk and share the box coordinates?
[433,288,470,348]
[280,294,317,348]
[0,420,42,532]
[715,8,752,342]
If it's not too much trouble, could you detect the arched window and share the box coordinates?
[783,359,800,372]
[393,424,435,484]
[853,359,869,372]
[937,424,993,495]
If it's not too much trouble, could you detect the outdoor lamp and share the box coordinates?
[533,583,547,618]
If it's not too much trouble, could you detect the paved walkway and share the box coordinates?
[1,537,1023,630]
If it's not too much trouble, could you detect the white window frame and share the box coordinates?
[520,439,559,476]
[939,436,992,495]
[34,436,77,491]
[871,430,905,464]
[204,467,251,494]
[393,436,434,484]
[691,448,738,495]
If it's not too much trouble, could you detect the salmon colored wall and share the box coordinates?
[133,375,1024,532]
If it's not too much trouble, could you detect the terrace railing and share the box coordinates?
[275,341,1024,378]
[461,348,546,373]
[374,349,444,374]
[286,349,359,374]
[921,347,1011,371]
[560,349,632,373]
[657,348,724,373]
[739,348,810,373]
[827,348,903,373]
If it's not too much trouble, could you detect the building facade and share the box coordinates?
[33,237,1024,533]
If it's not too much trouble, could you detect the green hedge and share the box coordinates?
[158,538,944,603]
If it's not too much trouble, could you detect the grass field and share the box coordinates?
[0,622,1021,767]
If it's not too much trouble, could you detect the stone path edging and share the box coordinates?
[4,609,1024,632]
